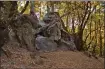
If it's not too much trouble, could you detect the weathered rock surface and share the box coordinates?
[0,26,10,57]
[0,27,9,46]
[59,39,77,51]
[36,35,57,52]
[43,12,61,41]
[12,15,38,52]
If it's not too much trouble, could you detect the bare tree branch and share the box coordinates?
[86,36,94,51]
[82,4,97,30]
[84,25,104,43]
[20,1,29,14]
[60,11,71,18]
[80,1,90,31]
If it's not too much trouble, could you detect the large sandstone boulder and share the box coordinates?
[43,12,61,41]
[35,35,57,52]
[12,14,39,52]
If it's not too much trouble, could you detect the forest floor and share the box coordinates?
[1,41,104,69]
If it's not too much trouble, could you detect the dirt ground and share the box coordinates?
[1,41,104,69]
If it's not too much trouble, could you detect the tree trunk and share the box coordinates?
[47,2,50,13]
[0,1,18,57]
[66,14,69,29]
[51,2,54,12]
[74,30,84,51]
[72,17,75,34]
[92,8,97,55]
[74,1,95,51]
[99,25,102,56]
[103,2,105,57]
[98,6,103,56]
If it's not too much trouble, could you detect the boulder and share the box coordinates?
[59,39,77,51]
[12,15,37,52]
[35,35,57,52]
[43,12,61,41]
